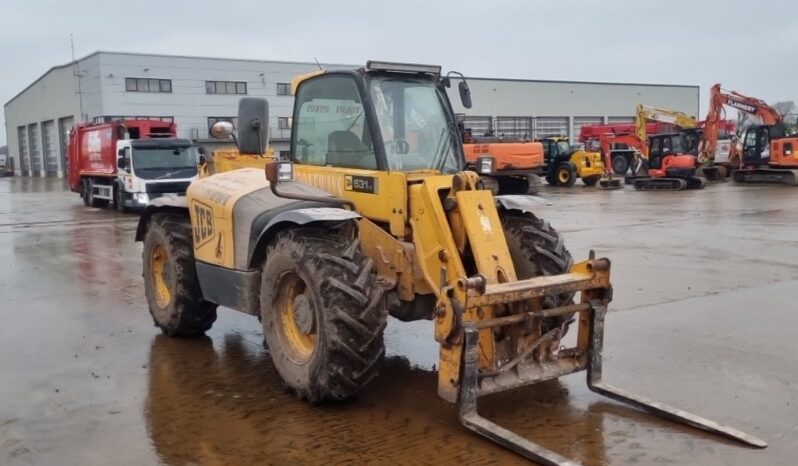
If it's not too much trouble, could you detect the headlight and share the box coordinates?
[134,193,149,204]
[476,156,494,174]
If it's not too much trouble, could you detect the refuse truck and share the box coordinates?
[68,119,198,211]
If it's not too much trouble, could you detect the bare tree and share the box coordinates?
[772,101,796,123]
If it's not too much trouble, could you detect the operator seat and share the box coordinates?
[326,131,377,170]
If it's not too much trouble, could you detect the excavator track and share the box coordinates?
[632,177,686,190]
[732,168,798,186]
[630,176,705,191]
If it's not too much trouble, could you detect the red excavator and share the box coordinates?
[598,130,705,190]
[700,83,798,185]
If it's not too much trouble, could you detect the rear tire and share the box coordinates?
[611,155,629,174]
[142,213,218,336]
[500,212,574,335]
[84,178,108,208]
[260,228,387,403]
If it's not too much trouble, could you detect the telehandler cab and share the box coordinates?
[136,61,765,465]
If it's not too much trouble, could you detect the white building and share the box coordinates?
[3,51,698,177]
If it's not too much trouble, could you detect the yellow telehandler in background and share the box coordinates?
[136,61,765,465]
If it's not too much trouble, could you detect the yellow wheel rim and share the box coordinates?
[150,243,172,308]
[558,168,570,183]
[275,273,317,364]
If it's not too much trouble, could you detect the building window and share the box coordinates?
[208,117,238,131]
[278,117,292,130]
[206,81,247,95]
[125,77,172,93]
[276,83,291,96]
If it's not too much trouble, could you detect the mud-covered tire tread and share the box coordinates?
[500,212,575,331]
[261,228,387,404]
[142,213,217,336]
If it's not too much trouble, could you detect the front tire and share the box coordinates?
[114,184,129,213]
[500,212,574,335]
[555,162,577,187]
[260,228,387,403]
[142,213,217,336]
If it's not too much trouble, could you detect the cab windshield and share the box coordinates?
[556,141,571,155]
[368,76,459,173]
[132,146,198,177]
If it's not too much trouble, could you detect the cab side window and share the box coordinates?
[291,75,377,170]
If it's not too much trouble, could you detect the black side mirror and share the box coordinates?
[117,156,126,169]
[458,81,472,109]
[238,97,269,155]
[198,154,207,165]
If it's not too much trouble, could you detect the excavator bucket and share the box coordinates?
[453,256,766,465]
[597,177,622,190]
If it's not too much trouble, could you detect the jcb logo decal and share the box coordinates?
[192,201,215,248]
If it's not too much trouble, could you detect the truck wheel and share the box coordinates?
[260,228,387,404]
[81,179,90,206]
[142,213,218,336]
[500,212,574,336]
[611,155,629,174]
[479,176,500,195]
[555,162,577,187]
[497,176,530,195]
[114,184,129,213]
[84,178,108,208]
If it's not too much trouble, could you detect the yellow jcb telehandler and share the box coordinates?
[135,61,765,465]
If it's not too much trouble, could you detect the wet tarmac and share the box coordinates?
[1,176,797,465]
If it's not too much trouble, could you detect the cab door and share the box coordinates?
[648,136,663,169]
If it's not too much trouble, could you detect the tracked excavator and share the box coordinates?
[633,104,719,183]
[135,61,764,465]
[598,130,705,190]
[700,83,798,185]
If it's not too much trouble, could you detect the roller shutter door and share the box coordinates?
[495,117,532,139]
[43,121,58,176]
[607,116,635,124]
[461,116,493,137]
[28,124,41,177]
[17,126,29,176]
[59,117,74,174]
[535,117,568,139]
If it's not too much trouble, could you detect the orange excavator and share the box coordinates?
[700,83,798,185]
[598,131,705,190]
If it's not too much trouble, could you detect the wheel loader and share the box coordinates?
[135,61,765,465]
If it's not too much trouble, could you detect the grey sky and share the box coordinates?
[1,0,797,146]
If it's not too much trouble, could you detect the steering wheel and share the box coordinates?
[385,139,410,155]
